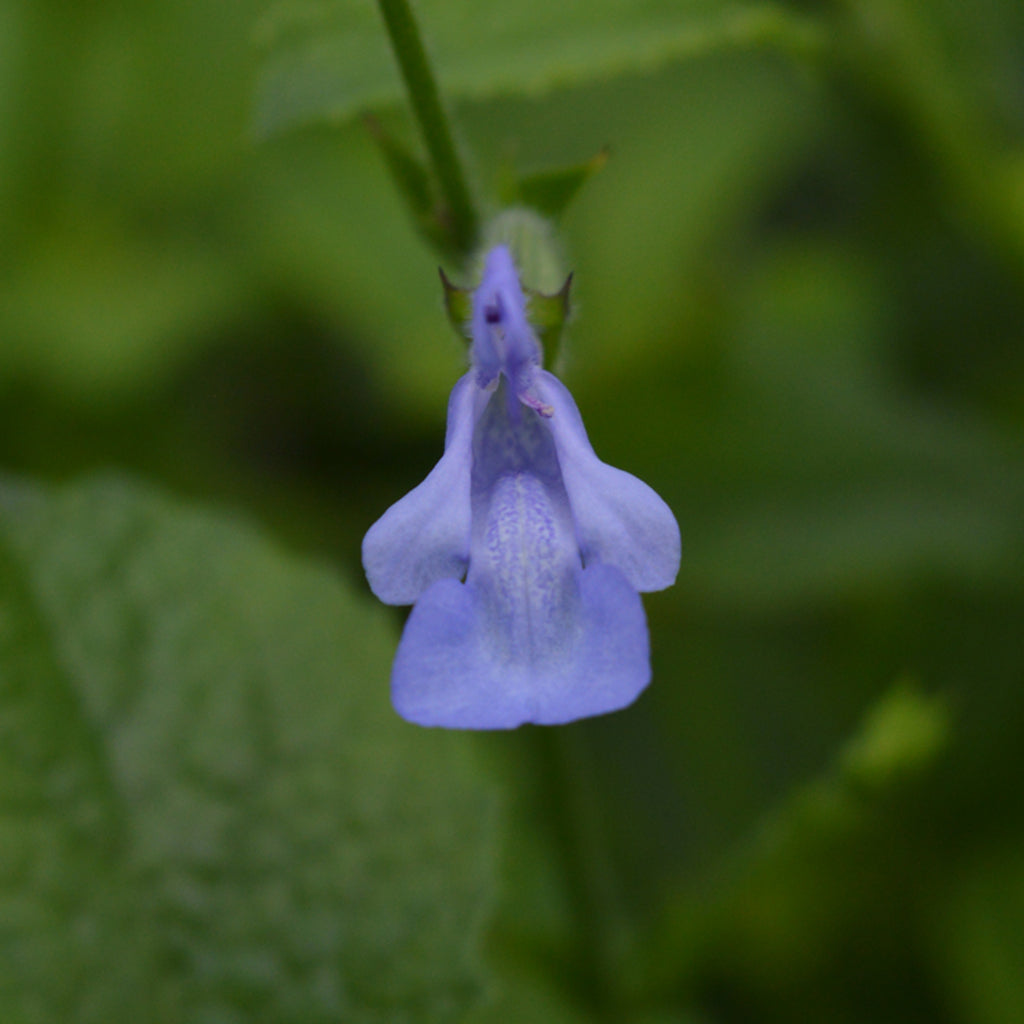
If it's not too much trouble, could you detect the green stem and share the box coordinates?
[376,0,479,258]
[536,728,627,1019]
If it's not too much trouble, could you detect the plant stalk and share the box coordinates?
[376,0,479,258]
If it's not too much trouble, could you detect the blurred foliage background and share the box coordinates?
[2,0,1024,1021]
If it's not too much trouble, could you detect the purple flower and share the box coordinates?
[363,246,680,729]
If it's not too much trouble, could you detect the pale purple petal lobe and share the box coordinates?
[362,373,476,605]
[538,371,681,592]
[392,563,649,729]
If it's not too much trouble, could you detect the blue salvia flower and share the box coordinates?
[363,246,680,728]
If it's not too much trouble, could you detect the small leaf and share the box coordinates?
[0,475,496,1023]
[738,682,950,881]
[527,275,574,369]
[363,115,461,258]
[512,148,610,221]
[938,844,1024,1024]
[838,681,950,791]
[439,266,473,340]
[635,681,952,998]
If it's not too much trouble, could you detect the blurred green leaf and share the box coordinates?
[0,476,495,1023]
[440,266,473,340]
[831,0,1024,283]
[253,0,823,138]
[938,844,1024,1024]
[759,684,950,858]
[464,966,591,1024]
[363,114,464,259]
[526,275,574,369]
[0,212,250,400]
[636,683,951,1017]
[0,0,266,404]
[838,681,950,790]
[507,148,609,221]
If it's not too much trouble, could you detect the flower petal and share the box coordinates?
[470,246,541,387]
[538,371,681,592]
[362,373,478,605]
[391,562,649,729]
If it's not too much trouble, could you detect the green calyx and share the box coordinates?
[440,208,574,366]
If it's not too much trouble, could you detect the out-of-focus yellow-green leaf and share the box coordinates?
[937,844,1024,1024]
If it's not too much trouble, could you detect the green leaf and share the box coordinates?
[439,266,473,340]
[635,683,951,1003]
[505,149,609,221]
[526,276,574,370]
[363,115,463,259]
[838,682,950,791]
[938,843,1024,1024]
[0,210,249,400]
[253,0,824,138]
[0,476,495,1023]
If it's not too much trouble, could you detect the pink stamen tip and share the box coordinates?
[519,392,555,417]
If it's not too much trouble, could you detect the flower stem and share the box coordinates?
[536,728,628,1018]
[376,0,478,258]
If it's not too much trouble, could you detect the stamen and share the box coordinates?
[518,391,554,418]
